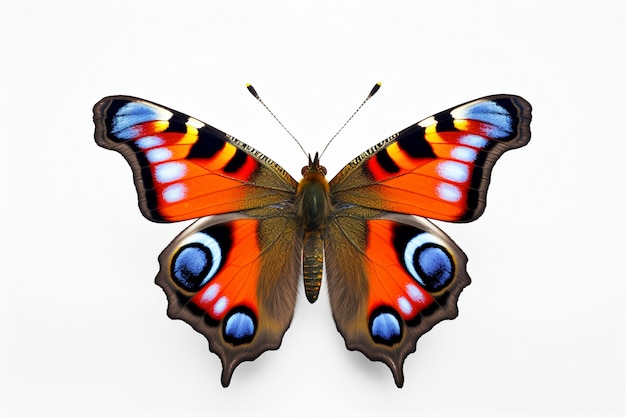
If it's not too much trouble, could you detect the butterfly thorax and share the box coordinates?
[296,153,331,303]
[297,153,331,231]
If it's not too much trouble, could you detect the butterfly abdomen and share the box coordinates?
[303,229,324,303]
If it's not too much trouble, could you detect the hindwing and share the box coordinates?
[156,213,302,386]
[326,211,470,387]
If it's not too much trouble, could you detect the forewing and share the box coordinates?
[329,95,531,222]
[94,96,298,222]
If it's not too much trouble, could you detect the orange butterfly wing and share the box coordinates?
[325,213,470,387]
[156,214,301,387]
[330,95,532,222]
[326,95,531,386]
[93,96,298,222]
[94,96,303,386]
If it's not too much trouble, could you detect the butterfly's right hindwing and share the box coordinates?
[156,213,302,387]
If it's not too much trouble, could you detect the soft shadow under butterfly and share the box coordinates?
[93,84,531,387]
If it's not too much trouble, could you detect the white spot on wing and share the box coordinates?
[436,182,462,202]
[406,284,425,303]
[451,146,478,162]
[436,161,469,183]
[213,296,228,315]
[450,102,474,119]
[187,117,205,128]
[459,134,488,148]
[162,183,187,203]
[398,296,413,315]
[155,162,187,183]
[418,116,436,127]
[146,148,172,163]
[135,136,164,149]
[201,284,220,303]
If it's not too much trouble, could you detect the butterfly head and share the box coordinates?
[301,152,327,177]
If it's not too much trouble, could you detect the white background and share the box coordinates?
[1,1,624,416]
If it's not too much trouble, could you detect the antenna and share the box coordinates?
[246,83,308,158]
[319,82,381,158]
[247,82,382,158]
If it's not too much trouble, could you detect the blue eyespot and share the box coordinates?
[416,245,453,291]
[171,232,223,292]
[223,309,256,345]
[171,244,211,292]
[404,234,454,292]
[370,309,402,345]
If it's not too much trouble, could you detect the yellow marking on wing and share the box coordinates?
[425,124,438,135]
[453,119,469,131]
[424,123,444,145]
[211,142,237,169]
[175,125,200,145]
[186,125,199,136]
[153,121,170,132]
[386,142,415,170]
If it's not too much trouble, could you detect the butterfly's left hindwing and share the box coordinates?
[325,213,470,387]
[156,213,302,387]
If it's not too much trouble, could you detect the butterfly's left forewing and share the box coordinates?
[326,95,531,385]
[330,95,532,222]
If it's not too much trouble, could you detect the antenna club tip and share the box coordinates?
[246,84,260,99]
[368,82,382,98]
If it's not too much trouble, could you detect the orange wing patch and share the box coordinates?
[94,96,297,223]
[188,219,262,320]
[332,95,531,222]
[364,220,436,321]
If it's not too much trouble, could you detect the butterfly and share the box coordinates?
[93,86,531,387]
